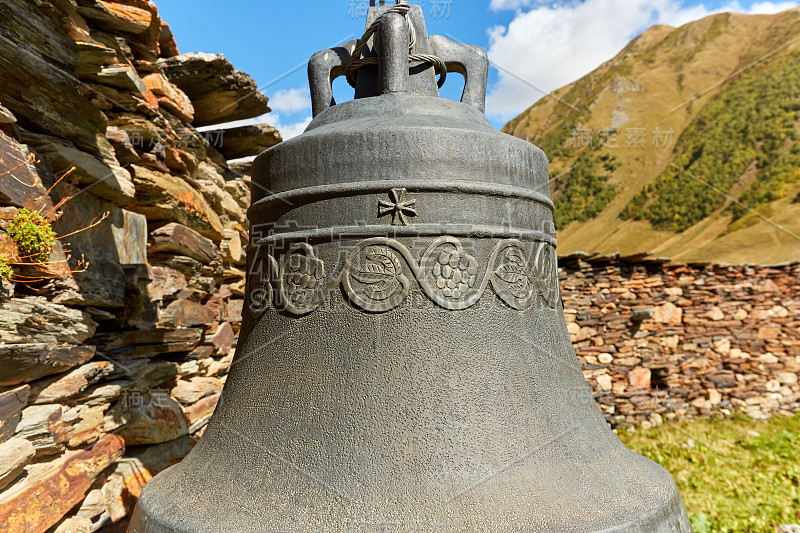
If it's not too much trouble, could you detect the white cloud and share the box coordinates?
[196,116,267,131]
[268,87,312,114]
[196,109,312,155]
[485,0,799,123]
[196,85,312,143]
[748,0,798,13]
[213,113,312,140]
[270,114,313,140]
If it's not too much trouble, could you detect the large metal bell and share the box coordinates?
[129,3,691,532]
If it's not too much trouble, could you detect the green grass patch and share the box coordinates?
[7,208,56,263]
[0,256,11,280]
[618,413,800,532]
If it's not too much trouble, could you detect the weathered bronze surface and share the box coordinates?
[129,3,691,531]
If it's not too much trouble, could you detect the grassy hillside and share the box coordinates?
[503,9,800,263]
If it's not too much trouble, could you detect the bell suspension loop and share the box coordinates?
[345,1,447,89]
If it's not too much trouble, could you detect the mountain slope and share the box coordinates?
[503,9,800,263]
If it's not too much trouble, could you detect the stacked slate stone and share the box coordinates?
[0,1,280,531]
[560,253,800,429]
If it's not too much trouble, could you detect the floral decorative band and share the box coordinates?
[247,236,560,316]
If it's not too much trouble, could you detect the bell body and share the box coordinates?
[130,6,691,532]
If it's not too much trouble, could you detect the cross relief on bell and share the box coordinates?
[378,187,417,226]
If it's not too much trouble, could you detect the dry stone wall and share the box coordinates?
[0,1,278,532]
[561,255,800,428]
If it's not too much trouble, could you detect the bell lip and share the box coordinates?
[303,93,493,134]
[126,459,690,533]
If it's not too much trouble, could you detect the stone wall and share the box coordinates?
[0,1,279,532]
[561,254,800,428]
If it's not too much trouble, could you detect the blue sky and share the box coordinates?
[156,0,798,139]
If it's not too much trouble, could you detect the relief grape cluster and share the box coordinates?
[248,237,559,316]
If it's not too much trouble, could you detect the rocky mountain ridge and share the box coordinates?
[504,8,800,263]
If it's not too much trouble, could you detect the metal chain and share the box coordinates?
[345,0,447,89]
